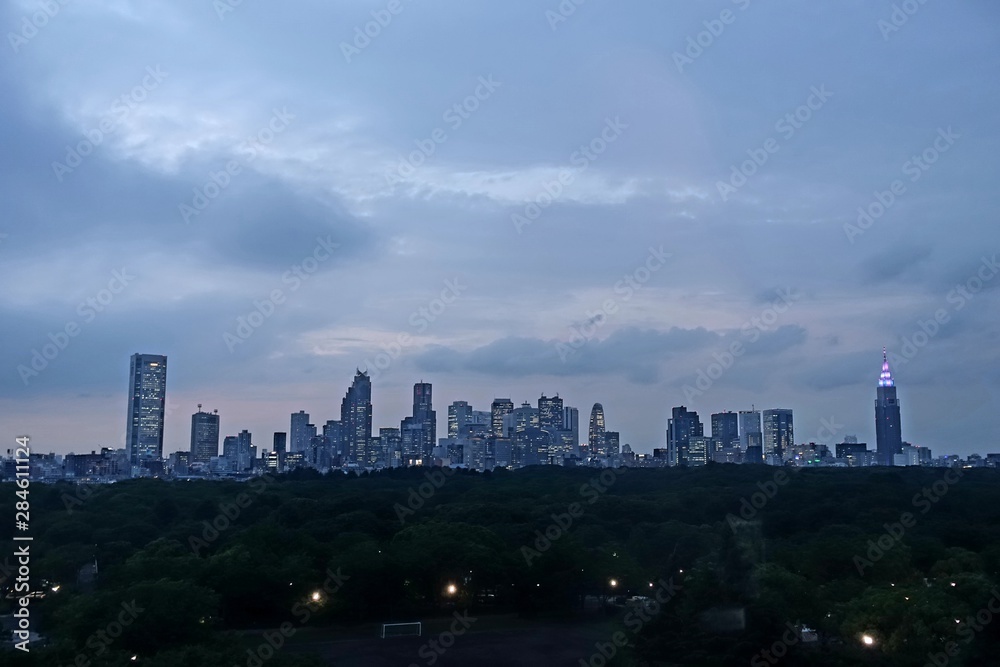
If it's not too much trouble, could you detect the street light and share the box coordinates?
[609,579,618,588]
[861,634,875,647]
[446,583,457,596]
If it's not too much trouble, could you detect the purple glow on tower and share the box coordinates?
[878,347,894,387]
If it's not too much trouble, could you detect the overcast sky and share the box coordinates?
[2,0,999,458]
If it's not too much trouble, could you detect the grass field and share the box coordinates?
[280,613,622,666]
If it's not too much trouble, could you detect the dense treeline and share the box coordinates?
[2,464,1000,665]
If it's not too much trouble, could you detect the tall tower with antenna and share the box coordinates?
[875,347,903,466]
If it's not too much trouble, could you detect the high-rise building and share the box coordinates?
[711,411,739,450]
[738,409,762,450]
[189,405,219,466]
[491,398,514,437]
[222,435,238,468]
[588,403,606,457]
[604,431,620,457]
[411,382,436,461]
[235,429,253,471]
[875,348,903,466]
[762,409,794,460]
[272,432,287,471]
[448,401,472,438]
[667,406,703,466]
[379,427,402,467]
[125,353,168,466]
[538,394,564,433]
[290,411,311,454]
[342,370,373,466]
[563,406,580,452]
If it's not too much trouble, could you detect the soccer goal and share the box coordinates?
[381,622,422,638]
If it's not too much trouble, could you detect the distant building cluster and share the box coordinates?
[1,350,994,483]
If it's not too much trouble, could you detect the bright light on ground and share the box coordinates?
[446,584,457,595]
[862,634,875,646]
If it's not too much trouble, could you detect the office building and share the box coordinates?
[189,405,219,466]
[589,403,606,457]
[738,409,761,450]
[491,398,514,437]
[711,411,739,450]
[290,411,311,454]
[125,353,168,466]
[875,348,903,466]
[448,401,472,438]
[342,370,373,466]
[667,406,704,466]
[762,409,794,460]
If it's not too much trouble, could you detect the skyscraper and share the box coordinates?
[667,406,703,466]
[762,409,794,460]
[189,405,219,466]
[448,400,472,438]
[342,370,373,466]
[711,411,739,450]
[289,411,311,454]
[738,409,762,450]
[563,406,580,453]
[875,348,903,466]
[412,382,436,461]
[491,398,514,437]
[588,403,606,457]
[538,394,564,433]
[125,353,167,466]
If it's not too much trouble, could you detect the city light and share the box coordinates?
[609,579,618,588]
[446,583,457,595]
[311,591,321,602]
[861,634,875,647]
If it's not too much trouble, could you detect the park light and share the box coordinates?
[609,579,618,588]
[861,634,875,647]
[311,591,322,602]
[446,583,458,596]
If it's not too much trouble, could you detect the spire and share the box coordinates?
[878,347,894,387]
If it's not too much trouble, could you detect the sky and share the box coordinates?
[1,0,999,459]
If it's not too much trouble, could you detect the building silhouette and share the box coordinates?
[342,370,373,466]
[189,405,219,466]
[667,406,703,466]
[875,348,903,466]
[125,353,167,466]
[588,403,606,457]
[711,411,739,450]
[762,409,794,460]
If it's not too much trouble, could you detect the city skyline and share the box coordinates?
[1,3,998,459]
